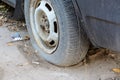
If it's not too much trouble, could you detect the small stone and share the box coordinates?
[32,61,40,65]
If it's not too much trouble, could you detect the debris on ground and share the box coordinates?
[112,68,120,73]
[0,2,9,14]
[0,16,4,26]
[16,62,29,67]
[105,77,120,80]
[24,35,30,40]
[0,2,26,31]
[7,42,14,46]
[7,38,30,46]
[83,47,107,64]
[0,5,6,9]
[0,20,2,26]
[32,61,40,65]
[11,32,22,41]
[0,2,10,26]
[11,32,30,41]
[7,32,30,46]
[7,21,27,32]
[7,38,30,44]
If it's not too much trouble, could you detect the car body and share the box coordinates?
[76,0,120,52]
[2,0,16,8]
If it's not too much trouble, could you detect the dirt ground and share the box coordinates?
[0,2,120,80]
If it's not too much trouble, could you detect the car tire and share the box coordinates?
[25,0,89,66]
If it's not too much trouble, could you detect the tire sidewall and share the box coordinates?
[25,0,88,66]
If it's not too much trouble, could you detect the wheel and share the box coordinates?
[25,0,89,66]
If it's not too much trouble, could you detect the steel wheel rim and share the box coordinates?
[30,0,59,54]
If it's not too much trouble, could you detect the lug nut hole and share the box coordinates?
[49,40,55,45]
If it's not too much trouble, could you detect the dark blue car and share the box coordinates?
[2,0,120,66]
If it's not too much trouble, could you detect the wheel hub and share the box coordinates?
[33,0,59,54]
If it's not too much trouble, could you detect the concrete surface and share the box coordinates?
[0,25,120,80]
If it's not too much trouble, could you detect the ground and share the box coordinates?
[0,2,120,80]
